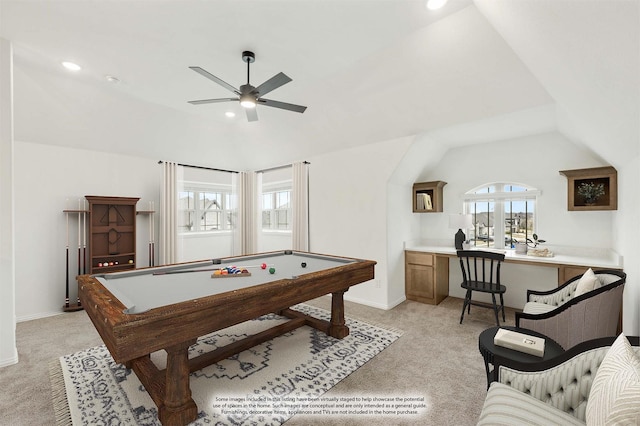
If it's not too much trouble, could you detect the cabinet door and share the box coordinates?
[406,263,436,301]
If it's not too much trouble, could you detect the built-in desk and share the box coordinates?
[404,242,622,306]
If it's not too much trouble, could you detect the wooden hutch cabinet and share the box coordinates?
[86,196,139,274]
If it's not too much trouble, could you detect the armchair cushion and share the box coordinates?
[586,334,640,425]
[477,382,584,425]
[574,268,599,297]
[522,301,555,315]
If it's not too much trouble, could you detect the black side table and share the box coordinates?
[478,326,564,388]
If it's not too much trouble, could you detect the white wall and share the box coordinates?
[14,141,161,320]
[615,157,640,333]
[180,233,234,262]
[308,137,413,310]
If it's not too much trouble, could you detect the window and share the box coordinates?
[262,189,291,230]
[464,183,540,249]
[178,185,236,232]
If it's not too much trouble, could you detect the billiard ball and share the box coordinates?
[301,262,307,268]
[261,263,267,270]
[128,259,134,264]
[269,267,276,274]
[98,263,103,267]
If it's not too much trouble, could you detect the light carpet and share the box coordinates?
[50,303,402,425]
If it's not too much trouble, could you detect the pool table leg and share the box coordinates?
[159,339,198,426]
[328,290,349,339]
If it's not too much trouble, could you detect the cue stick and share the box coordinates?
[77,199,81,276]
[82,200,86,274]
[79,200,86,306]
[77,200,81,306]
[151,201,155,266]
[65,211,70,308]
[148,201,152,267]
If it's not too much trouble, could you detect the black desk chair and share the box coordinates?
[457,250,506,325]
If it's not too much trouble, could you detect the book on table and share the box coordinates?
[494,328,545,357]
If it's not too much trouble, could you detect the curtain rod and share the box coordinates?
[256,161,310,173]
[158,160,239,174]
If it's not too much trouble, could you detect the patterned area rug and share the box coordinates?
[50,304,402,425]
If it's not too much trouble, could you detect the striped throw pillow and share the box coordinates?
[586,333,640,425]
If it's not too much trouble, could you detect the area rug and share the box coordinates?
[50,303,402,425]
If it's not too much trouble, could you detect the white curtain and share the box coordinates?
[292,161,310,251]
[160,162,182,264]
[235,171,258,255]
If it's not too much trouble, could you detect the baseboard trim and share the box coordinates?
[344,294,406,311]
[17,310,64,323]
[0,350,18,368]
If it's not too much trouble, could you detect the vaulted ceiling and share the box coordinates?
[1,0,637,171]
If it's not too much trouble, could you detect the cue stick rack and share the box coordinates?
[61,196,156,312]
[62,199,87,312]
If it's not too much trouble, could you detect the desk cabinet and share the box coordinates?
[405,251,449,305]
[558,265,612,285]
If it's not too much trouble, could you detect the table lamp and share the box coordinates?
[449,214,473,250]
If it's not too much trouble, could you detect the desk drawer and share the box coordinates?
[405,251,433,266]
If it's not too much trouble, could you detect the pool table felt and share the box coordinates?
[96,252,355,314]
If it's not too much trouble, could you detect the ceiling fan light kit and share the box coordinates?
[188,51,307,122]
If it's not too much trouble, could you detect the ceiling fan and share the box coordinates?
[188,51,307,122]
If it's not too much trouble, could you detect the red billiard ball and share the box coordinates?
[261,263,267,270]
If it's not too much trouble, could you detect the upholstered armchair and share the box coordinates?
[515,269,625,350]
[478,335,640,425]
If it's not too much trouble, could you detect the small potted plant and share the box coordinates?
[526,233,546,248]
[577,182,605,205]
[511,234,546,255]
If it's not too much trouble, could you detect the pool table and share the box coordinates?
[78,250,376,426]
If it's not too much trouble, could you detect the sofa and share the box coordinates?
[477,334,640,425]
[515,269,626,350]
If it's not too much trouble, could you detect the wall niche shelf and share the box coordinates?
[412,181,447,213]
[559,166,617,211]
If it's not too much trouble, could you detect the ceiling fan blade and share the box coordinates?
[188,98,237,105]
[259,98,307,113]
[189,66,240,95]
[245,107,258,122]
[254,72,292,97]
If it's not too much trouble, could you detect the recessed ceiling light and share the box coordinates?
[61,61,82,72]
[105,75,120,83]
[426,0,448,10]
[225,111,236,118]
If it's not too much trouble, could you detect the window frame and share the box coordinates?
[178,182,236,234]
[261,180,292,232]
[463,183,541,249]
